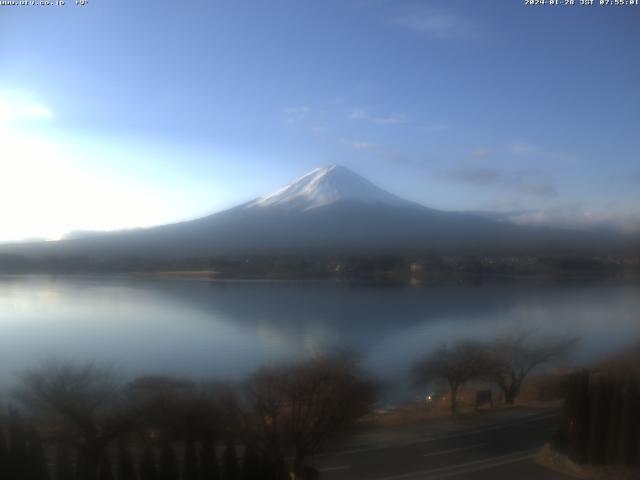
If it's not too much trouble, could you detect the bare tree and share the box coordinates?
[14,362,133,480]
[125,375,195,439]
[236,354,377,479]
[413,340,490,416]
[125,375,225,442]
[487,331,577,405]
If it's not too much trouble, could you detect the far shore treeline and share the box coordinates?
[0,252,639,280]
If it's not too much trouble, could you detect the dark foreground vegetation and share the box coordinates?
[553,370,640,467]
[549,345,640,469]
[2,334,638,479]
[0,355,377,480]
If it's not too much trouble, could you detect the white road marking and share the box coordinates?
[429,451,536,479]
[314,411,557,458]
[422,443,485,458]
[371,448,538,480]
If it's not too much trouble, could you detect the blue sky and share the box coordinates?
[1,0,639,240]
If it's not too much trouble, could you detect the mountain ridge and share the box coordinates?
[0,165,636,261]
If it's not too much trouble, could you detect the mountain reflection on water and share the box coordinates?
[0,275,638,402]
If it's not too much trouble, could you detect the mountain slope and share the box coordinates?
[0,165,634,260]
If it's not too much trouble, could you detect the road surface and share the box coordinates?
[309,407,570,480]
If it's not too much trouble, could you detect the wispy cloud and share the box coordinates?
[381,151,410,165]
[508,141,581,166]
[348,108,368,121]
[344,140,381,151]
[339,138,422,166]
[543,151,580,165]
[283,106,311,124]
[509,141,537,156]
[446,167,501,186]
[444,166,558,197]
[505,175,558,197]
[470,147,492,158]
[348,108,408,125]
[505,204,640,233]
[374,115,407,125]
[418,124,449,133]
[380,150,434,167]
[309,125,326,136]
[352,141,379,151]
[390,10,476,39]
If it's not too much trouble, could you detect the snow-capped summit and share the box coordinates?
[244,164,412,210]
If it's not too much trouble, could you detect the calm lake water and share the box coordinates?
[1,275,639,402]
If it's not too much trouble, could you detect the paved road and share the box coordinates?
[309,408,571,480]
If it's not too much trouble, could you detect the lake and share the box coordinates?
[1,275,639,402]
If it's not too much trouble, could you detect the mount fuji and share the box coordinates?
[0,165,630,260]
[243,165,413,211]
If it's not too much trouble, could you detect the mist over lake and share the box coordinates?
[1,275,638,402]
